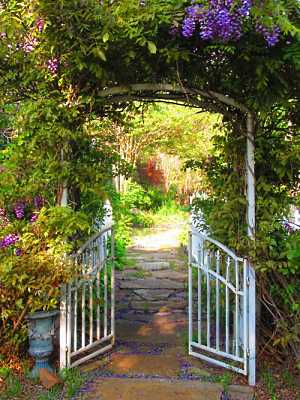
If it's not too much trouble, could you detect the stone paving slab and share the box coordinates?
[133,261,170,271]
[115,319,187,345]
[80,377,255,400]
[133,289,175,301]
[151,270,187,281]
[119,278,184,290]
[104,353,182,377]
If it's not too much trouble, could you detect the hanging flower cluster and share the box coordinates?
[47,57,59,74]
[0,196,45,253]
[180,0,281,47]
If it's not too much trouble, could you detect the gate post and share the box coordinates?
[248,264,256,386]
[246,113,256,386]
[59,177,68,370]
[188,232,193,355]
[60,284,68,369]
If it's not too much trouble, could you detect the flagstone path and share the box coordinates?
[74,224,254,400]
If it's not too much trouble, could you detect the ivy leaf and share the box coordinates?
[147,41,157,54]
[102,32,110,43]
[92,47,107,62]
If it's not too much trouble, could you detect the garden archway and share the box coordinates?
[59,85,257,385]
[2,0,299,393]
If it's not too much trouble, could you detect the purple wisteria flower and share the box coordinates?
[180,0,280,47]
[30,213,38,223]
[22,37,38,53]
[34,195,44,210]
[0,233,19,249]
[13,201,26,220]
[256,24,281,47]
[15,248,23,256]
[36,18,44,33]
[47,57,59,74]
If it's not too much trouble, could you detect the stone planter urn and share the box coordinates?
[26,310,59,377]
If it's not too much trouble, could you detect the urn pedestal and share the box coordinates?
[26,310,59,377]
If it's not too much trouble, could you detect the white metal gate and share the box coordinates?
[60,225,115,369]
[188,229,256,385]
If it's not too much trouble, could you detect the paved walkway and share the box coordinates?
[75,224,254,400]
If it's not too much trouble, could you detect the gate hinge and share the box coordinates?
[247,348,250,357]
[246,277,250,287]
[66,346,69,353]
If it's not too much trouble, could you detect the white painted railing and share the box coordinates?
[60,225,115,369]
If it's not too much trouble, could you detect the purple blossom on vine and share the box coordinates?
[30,213,38,223]
[13,202,26,220]
[15,248,23,256]
[36,18,44,33]
[22,37,38,53]
[180,0,280,47]
[47,57,59,74]
[182,17,196,38]
[34,195,44,210]
[0,233,19,249]
[256,24,281,47]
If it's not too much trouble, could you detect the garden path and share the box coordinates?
[75,224,254,400]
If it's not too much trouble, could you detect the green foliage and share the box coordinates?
[217,372,232,395]
[3,374,23,398]
[59,368,85,399]
[261,370,278,400]
[122,181,153,211]
[0,366,84,400]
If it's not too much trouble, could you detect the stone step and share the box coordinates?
[151,270,187,281]
[79,377,254,400]
[133,289,176,301]
[128,251,179,258]
[119,278,184,290]
[129,300,187,312]
[132,261,170,271]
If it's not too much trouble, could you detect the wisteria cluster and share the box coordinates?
[0,196,45,254]
[0,233,19,249]
[256,23,281,47]
[22,36,38,53]
[14,201,26,219]
[36,18,44,33]
[181,0,280,47]
[47,57,59,74]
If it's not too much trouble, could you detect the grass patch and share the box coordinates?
[261,370,278,400]
[0,366,85,400]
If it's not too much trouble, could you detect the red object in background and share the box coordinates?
[140,159,165,188]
